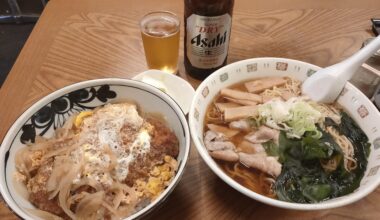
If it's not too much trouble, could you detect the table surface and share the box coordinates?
[1,0,380,219]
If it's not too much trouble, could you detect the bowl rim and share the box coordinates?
[189,57,380,210]
[132,69,196,114]
[0,78,191,219]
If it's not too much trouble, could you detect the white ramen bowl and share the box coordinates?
[0,78,190,219]
[189,57,380,210]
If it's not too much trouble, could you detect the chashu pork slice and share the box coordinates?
[239,152,282,177]
[244,126,279,144]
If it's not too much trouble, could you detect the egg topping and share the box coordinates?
[72,103,153,186]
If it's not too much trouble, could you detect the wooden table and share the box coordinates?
[1,0,380,219]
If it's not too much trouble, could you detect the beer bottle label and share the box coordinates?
[186,14,232,69]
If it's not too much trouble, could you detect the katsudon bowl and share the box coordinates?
[189,57,380,210]
[0,78,190,219]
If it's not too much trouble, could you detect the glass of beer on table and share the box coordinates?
[140,11,180,74]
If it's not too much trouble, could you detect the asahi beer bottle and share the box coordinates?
[184,0,234,80]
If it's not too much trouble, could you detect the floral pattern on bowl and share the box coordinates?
[0,78,190,220]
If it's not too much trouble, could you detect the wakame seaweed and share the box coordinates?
[274,113,370,203]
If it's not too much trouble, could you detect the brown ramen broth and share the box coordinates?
[203,76,370,203]
[204,83,276,198]
[219,162,276,198]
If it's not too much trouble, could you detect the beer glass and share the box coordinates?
[140,11,180,74]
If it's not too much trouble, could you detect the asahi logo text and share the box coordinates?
[191,24,227,48]
[186,13,231,68]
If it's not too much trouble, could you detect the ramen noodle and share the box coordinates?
[204,77,370,203]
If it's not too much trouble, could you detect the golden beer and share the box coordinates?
[140,12,180,74]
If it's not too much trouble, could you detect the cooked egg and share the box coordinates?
[135,156,178,199]
[74,111,93,128]
[70,103,153,185]
[115,129,151,181]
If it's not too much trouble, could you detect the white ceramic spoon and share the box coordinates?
[302,35,380,103]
